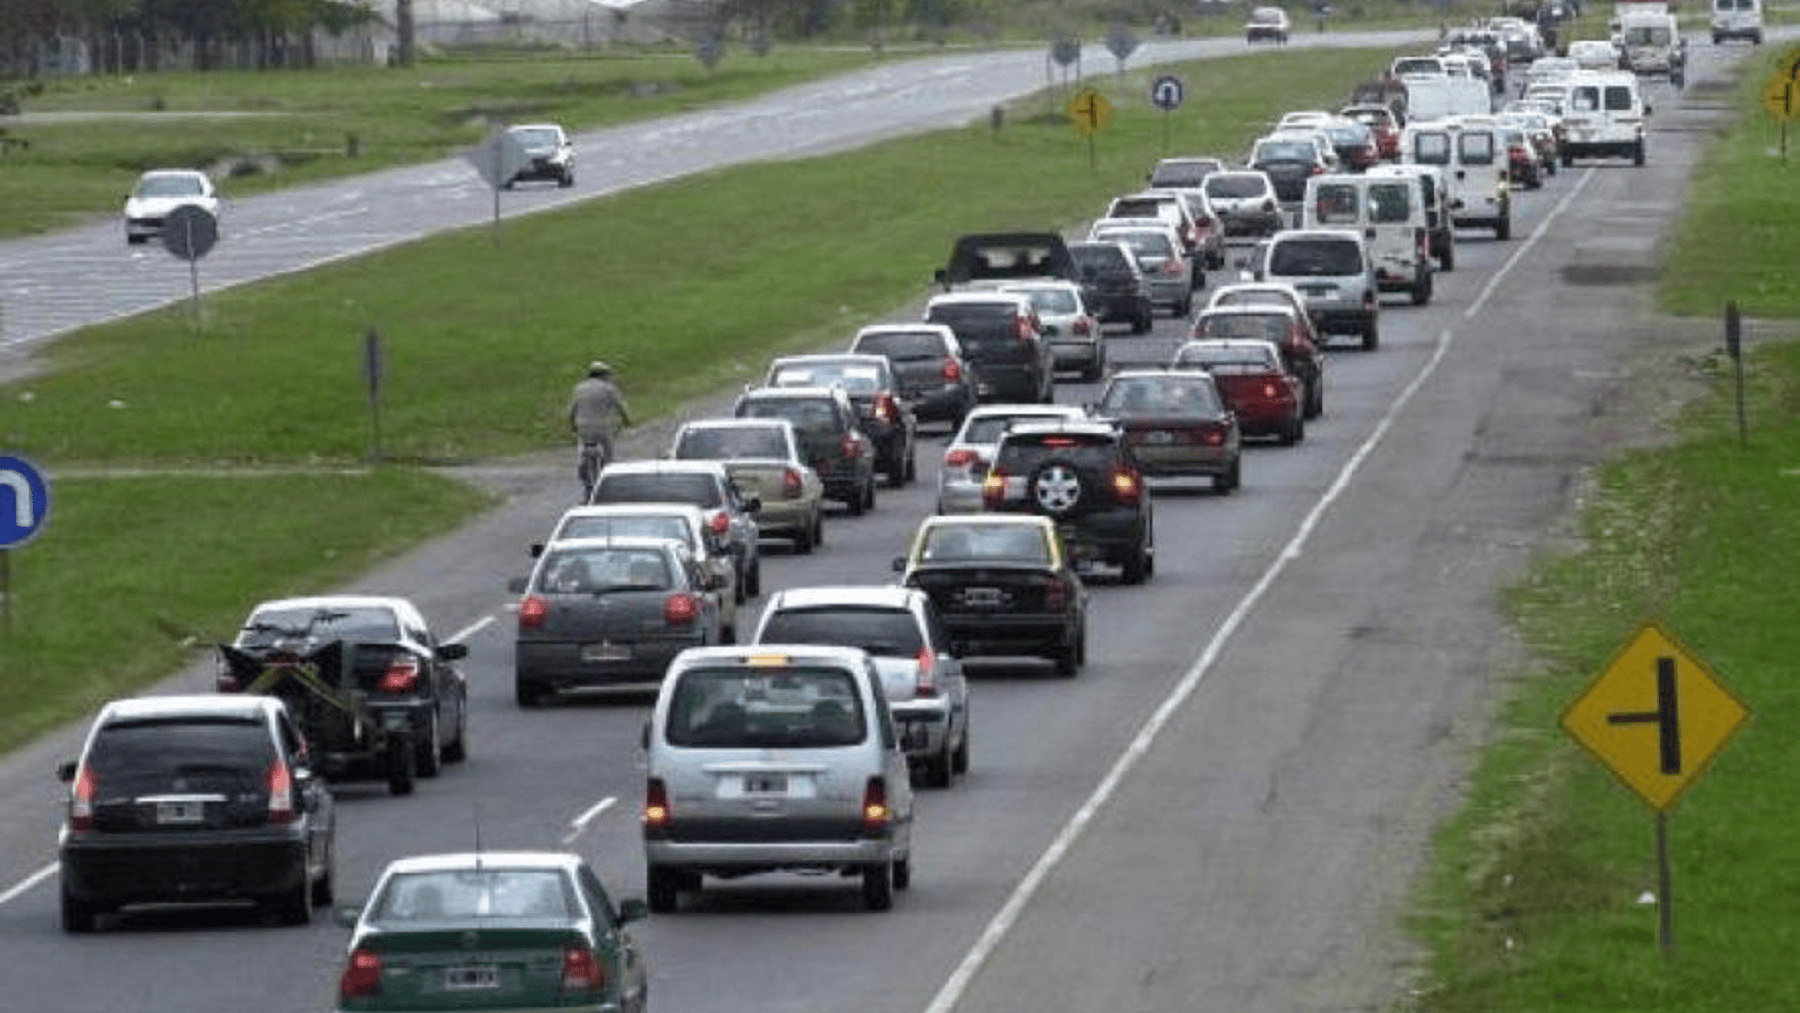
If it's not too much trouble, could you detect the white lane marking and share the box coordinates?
[562,796,617,846]
[0,863,58,906]
[447,615,495,645]
[1466,168,1596,321]
[921,164,1585,1013]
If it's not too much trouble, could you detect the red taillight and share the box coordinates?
[982,469,1007,507]
[1263,382,1280,398]
[1044,577,1067,613]
[1415,228,1428,259]
[664,592,699,626]
[839,434,862,459]
[643,778,672,833]
[1310,163,1326,175]
[1160,258,1184,276]
[782,467,803,499]
[1013,315,1034,340]
[518,594,549,629]
[70,766,96,832]
[1072,315,1094,337]
[340,948,383,999]
[914,646,937,698]
[377,654,420,694]
[944,448,979,469]
[215,663,239,693]
[1204,429,1225,447]
[709,510,731,536]
[941,357,962,382]
[1111,467,1142,505]
[862,777,892,834]
[267,760,295,825]
[560,944,604,994]
[874,392,898,423]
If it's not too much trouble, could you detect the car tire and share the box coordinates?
[312,846,336,907]
[126,234,146,246]
[61,884,96,933]
[811,511,825,548]
[1214,457,1241,494]
[1132,306,1153,335]
[1440,239,1455,272]
[442,697,468,762]
[794,516,815,554]
[746,560,762,599]
[862,861,895,911]
[415,710,442,778]
[387,736,416,796]
[1633,141,1646,167]
[1363,321,1380,352]
[1082,352,1104,383]
[893,855,912,891]
[1411,271,1432,306]
[559,171,574,188]
[515,678,545,708]
[951,723,969,775]
[846,480,867,517]
[646,866,681,914]
[1120,542,1149,585]
[277,874,311,926]
[904,447,917,484]
[1495,212,1512,241]
[1562,149,1574,168]
[921,741,953,788]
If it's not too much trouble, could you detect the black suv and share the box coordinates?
[57,694,337,931]
[981,421,1155,584]
[1068,241,1154,335]
[733,385,879,515]
[764,353,918,487]
[923,292,1054,404]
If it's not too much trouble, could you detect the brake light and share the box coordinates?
[982,469,1007,508]
[340,949,383,999]
[914,646,937,698]
[776,466,802,499]
[1014,315,1034,340]
[267,760,295,825]
[1044,577,1067,613]
[945,448,979,469]
[643,778,672,834]
[1204,429,1226,447]
[1415,228,1428,259]
[519,594,549,629]
[1160,258,1184,276]
[215,658,239,692]
[664,592,699,626]
[560,944,604,994]
[862,777,892,834]
[377,654,420,694]
[942,357,962,382]
[1310,163,1326,175]
[840,434,863,459]
[1263,382,1281,398]
[874,391,898,423]
[1072,315,1094,337]
[1111,467,1142,505]
[708,510,731,536]
[69,766,95,832]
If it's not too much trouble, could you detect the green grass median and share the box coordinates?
[1406,46,1800,1013]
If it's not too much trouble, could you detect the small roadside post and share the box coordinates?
[161,204,218,328]
[1724,301,1746,446]
[363,326,385,463]
[1561,622,1751,956]
[464,130,530,244]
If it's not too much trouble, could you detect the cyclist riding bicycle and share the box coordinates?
[569,360,631,499]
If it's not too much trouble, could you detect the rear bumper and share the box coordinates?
[517,636,705,687]
[940,612,1073,656]
[61,831,309,906]
[644,836,898,872]
[906,384,972,422]
[754,498,813,536]
[969,363,1043,402]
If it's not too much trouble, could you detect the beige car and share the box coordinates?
[667,418,826,553]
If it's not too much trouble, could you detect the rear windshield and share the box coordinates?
[769,361,883,394]
[926,303,1018,331]
[134,174,206,198]
[1108,198,1168,218]
[665,666,867,747]
[590,472,721,508]
[1604,86,1635,111]
[1069,244,1132,270]
[1005,286,1080,314]
[919,524,1051,565]
[1268,239,1363,276]
[87,717,273,789]
[1393,57,1444,75]
[239,605,398,647]
[1312,183,1360,225]
[853,330,946,360]
[996,432,1121,469]
[1175,344,1281,372]
[1458,132,1496,164]
[675,426,787,460]
[1150,160,1216,187]
[758,607,924,657]
[1095,231,1174,259]
[960,412,1075,444]
[374,869,572,922]
[1193,314,1289,342]
[1205,174,1269,199]
[558,514,692,544]
[736,397,843,433]
[536,545,671,594]
[1098,376,1224,416]
[1254,140,1316,162]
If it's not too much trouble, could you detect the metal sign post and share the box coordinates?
[1725,301,1746,446]
[162,205,218,330]
[1150,76,1184,156]
[363,326,385,463]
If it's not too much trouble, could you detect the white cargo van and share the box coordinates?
[1365,163,1456,272]
[1560,71,1650,166]
[1402,117,1512,240]
[1302,173,1436,304]
[1711,0,1763,43]
[1404,75,1493,122]
[1619,10,1685,82]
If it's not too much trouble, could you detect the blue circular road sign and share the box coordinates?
[0,454,52,548]
[1151,75,1185,111]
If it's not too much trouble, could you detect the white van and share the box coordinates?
[1365,163,1456,272]
[1301,173,1435,304]
[1619,10,1685,80]
[1711,0,1763,44]
[1561,71,1650,166]
[1404,75,1493,122]
[1402,117,1512,240]
[641,644,917,911]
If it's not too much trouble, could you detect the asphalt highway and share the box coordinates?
[0,32,1776,1013]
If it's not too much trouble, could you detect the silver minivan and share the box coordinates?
[642,645,917,912]
[1301,173,1435,305]
[1252,228,1382,351]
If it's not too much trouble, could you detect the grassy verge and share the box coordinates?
[0,45,1407,754]
[0,471,493,754]
[1404,45,1800,1013]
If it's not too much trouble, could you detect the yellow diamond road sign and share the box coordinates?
[1562,622,1750,813]
[1067,88,1114,135]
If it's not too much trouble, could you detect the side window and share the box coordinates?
[577,866,617,927]
[1411,132,1451,165]
[1604,86,1634,112]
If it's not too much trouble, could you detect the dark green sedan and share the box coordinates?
[335,851,649,1013]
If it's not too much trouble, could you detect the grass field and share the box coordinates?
[0,45,1406,755]
[1403,45,1800,1013]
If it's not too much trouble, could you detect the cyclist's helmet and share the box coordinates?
[588,360,614,378]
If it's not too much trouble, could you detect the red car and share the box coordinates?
[1170,338,1305,446]
[1190,300,1324,421]
[1340,104,1402,161]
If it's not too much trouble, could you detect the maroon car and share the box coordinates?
[1171,339,1305,446]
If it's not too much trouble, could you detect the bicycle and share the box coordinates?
[576,437,607,501]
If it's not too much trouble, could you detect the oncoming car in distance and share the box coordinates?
[123,168,219,245]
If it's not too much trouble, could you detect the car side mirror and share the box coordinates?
[530,542,546,558]
[617,897,649,924]
[57,760,77,783]
[1643,104,1652,116]
[438,643,469,662]
[507,576,528,594]
[933,267,950,288]
[333,905,364,929]
[891,556,907,573]
[742,495,762,515]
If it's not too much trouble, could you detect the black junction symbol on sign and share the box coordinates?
[1606,656,1681,775]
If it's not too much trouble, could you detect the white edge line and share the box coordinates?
[447,614,495,645]
[921,166,1584,1013]
[0,863,58,906]
[562,796,618,846]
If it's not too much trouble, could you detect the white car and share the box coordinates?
[1246,5,1291,43]
[122,169,219,245]
[501,122,575,188]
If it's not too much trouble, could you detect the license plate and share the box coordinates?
[1144,429,1173,445]
[156,800,204,825]
[1302,285,1334,297]
[962,587,1004,608]
[582,642,631,662]
[444,966,499,991]
[743,773,787,794]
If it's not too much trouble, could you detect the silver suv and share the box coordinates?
[643,645,917,911]
[1253,229,1381,351]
